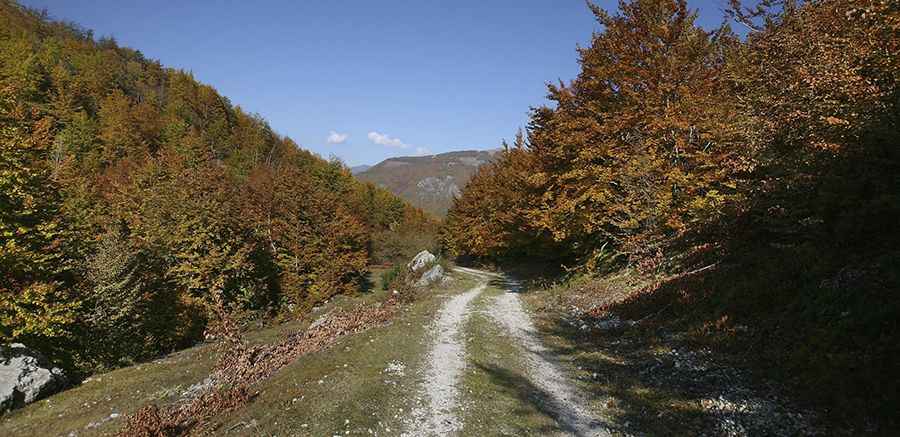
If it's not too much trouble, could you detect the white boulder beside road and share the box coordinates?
[1,343,67,413]
[415,264,445,287]
[407,250,447,287]
[408,250,436,272]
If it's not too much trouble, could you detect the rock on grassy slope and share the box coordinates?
[0,344,67,413]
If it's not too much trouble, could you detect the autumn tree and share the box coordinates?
[443,135,558,261]
[0,86,80,356]
[446,0,746,266]
[245,164,368,313]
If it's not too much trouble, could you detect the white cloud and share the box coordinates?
[326,130,349,145]
[367,131,410,149]
[414,146,432,156]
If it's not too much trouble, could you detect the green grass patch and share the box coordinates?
[0,267,477,436]
[202,269,478,435]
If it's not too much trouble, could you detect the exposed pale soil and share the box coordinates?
[403,284,485,436]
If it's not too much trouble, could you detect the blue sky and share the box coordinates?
[22,1,734,166]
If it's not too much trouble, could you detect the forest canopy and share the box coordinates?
[0,0,437,375]
[443,0,899,268]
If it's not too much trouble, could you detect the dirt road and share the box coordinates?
[403,268,609,436]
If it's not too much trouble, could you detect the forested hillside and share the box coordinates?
[356,150,498,216]
[443,0,898,426]
[0,0,436,378]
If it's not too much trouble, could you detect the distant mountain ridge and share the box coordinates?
[350,164,371,174]
[355,150,499,217]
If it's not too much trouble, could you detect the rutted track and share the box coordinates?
[488,281,610,437]
[404,283,485,436]
[405,268,607,436]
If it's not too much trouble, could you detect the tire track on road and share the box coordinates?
[404,281,485,436]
